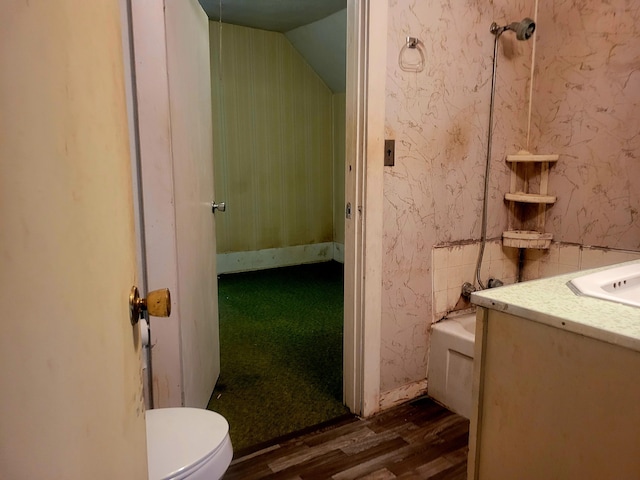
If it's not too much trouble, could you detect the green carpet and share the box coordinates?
[207,261,349,451]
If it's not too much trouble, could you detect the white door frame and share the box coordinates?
[123,0,387,417]
[344,0,387,417]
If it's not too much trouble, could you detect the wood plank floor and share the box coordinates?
[223,396,469,479]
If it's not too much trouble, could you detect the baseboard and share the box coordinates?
[333,242,344,263]
[217,242,345,274]
[378,379,428,411]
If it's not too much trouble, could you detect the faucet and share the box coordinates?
[461,278,504,300]
[461,282,476,299]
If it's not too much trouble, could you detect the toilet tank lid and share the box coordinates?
[146,407,230,480]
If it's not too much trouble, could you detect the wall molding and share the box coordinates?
[217,242,345,274]
[379,379,429,411]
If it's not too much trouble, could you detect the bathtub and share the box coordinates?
[427,312,476,419]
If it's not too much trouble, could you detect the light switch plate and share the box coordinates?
[384,139,395,166]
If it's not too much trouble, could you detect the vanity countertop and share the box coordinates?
[471,260,640,352]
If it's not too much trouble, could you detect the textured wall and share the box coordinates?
[531,0,640,250]
[382,0,536,392]
[210,22,334,254]
[383,0,640,395]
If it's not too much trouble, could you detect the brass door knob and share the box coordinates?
[129,286,171,324]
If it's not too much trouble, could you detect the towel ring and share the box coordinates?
[399,36,425,72]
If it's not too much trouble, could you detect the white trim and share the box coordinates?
[333,242,345,264]
[216,242,344,274]
[379,379,429,411]
[361,1,386,418]
[343,0,387,417]
[343,0,364,416]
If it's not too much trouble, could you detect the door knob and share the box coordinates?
[212,201,226,213]
[129,286,171,325]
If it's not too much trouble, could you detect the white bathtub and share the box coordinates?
[427,312,476,419]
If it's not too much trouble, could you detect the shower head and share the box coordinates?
[509,17,536,40]
[490,17,536,40]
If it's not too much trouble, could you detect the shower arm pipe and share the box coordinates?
[475,25,501,290]
[474,18,535,289]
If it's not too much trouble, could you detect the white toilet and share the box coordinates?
[145,408,233,480]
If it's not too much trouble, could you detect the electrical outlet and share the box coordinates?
[384,139,395,166]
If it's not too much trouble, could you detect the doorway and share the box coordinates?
[132,0,385,437]
[204,4,348,451]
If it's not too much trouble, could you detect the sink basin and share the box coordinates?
[568,262,640,308]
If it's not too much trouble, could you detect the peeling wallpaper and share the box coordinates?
[382,0,640,394]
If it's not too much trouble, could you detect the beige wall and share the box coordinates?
[531,1,640,249]
[1,1,147,477]
[382,0,534,393]
[382,0,640,395]
[210,22,339,255]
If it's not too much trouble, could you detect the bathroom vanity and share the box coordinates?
[468,261,640,479]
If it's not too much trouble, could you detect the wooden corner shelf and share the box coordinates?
[506,153,559,163]
[504,192,557,204]
[503,150,558,250]
[503,230,553,249]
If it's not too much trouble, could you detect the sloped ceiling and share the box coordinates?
[285,9,346,92]
[199,0,346,32]
[199,0,346,92]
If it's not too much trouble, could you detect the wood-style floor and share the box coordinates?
[223,396,469,480]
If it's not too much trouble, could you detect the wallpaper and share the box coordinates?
[210,22,335,254]
[383,0,640,394]
[382,0,535,392]
[531,0,640,250]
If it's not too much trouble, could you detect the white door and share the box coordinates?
[0,1,147,478]
[132,0,219,408]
